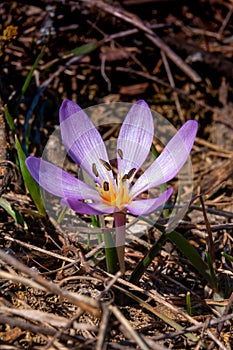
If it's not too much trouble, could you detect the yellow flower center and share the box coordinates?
[100,176,131,210]
[93,154,136,210]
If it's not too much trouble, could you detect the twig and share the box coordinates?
[200,196,216,266]
[151,313,233,341]
[0,306,97,331]
[116,66,212,110]
[218,7,233,37]
[161,51,185,123]
[0,315,80,342]
[146,33,201,82]
[100,54,112,91]
[81,0,201,82]
[96,307,110,350]
[0,250,101,316]
[3,234,77,263]
[195,137,233,155]
[110,305,151,350]
[0,270,46,291]
[43,309,86,350]
[217,292,233,334]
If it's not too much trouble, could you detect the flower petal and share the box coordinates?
[127,188,173,215]
[26,156,100,201]
[117,100,154,178]
[61,198,115,215]
[130,120,198,198]
[59,100,113,184]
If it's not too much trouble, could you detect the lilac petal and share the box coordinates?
[61,198,115,215]
[130,120,198,198]
[127,188,173,215]
[59,100,113,184]
[117,100,154,179]
[26,156,100,201]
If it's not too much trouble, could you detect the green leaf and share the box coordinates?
[186,292,193,316]
[167,230,213,286]
[123,287,200,344]
[129,231,168,285]
[15,135,46,216]
[70,41,100,57]
[21,46,46,98]
[222,251,233,262]
[129,218,215,288]
[4,105,16,134]
[205,251,218,290]
[0,197,24,227]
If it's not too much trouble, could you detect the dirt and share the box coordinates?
[0,1,233,349]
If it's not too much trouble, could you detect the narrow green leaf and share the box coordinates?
[186,292,193,316]
[70,41,100,57]
[15,135,46,216]
[129,232,167,285]
[90,215,99,228]
[129,217,215,288]
[205,251,218,290]
[222,251,233,262]
[122,287,200,344]
[57,206,68,224]
[4,105,16,134]
[167,230,214,286]
[0,197,24,227]
[21,46,46,98]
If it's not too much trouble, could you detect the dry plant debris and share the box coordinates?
[0,1,233,349]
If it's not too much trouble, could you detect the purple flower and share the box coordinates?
[26,100,198,217]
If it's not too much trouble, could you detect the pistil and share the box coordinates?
[95,158,136,210]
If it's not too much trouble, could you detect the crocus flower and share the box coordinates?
[26,100,198,218]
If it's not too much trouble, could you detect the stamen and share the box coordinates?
[117,148,123,159]
[127,167,136,179]
[100,159,112,171]
[92,163,99,177]
[122,174,129,181]
[122,168,136,181]
[103,181,109,191]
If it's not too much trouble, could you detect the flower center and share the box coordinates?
[93,151,136,210]
[101,176,130,209]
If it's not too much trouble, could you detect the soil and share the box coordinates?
[0,1,233,349]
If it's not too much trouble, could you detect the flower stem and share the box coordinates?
[99,215,119,274]
[114,212,126,274]
[104,231,119,274]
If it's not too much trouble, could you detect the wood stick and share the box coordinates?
[81,0,202,82]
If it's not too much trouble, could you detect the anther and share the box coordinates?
[100,159,112,171]
[117,148,123,159]
[103,181,109,191]
[92,163,99,177]
[127,168,136,179]
[122,168,136,181]
[122,174,128,181]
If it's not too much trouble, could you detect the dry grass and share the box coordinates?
[0,1,232,349]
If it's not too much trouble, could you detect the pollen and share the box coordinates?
[92,163,99,177]
[117,148,123,159]
[96,157,136,210]
[103,181,109,191]
[99,159,112,171]
[97,167,137,211]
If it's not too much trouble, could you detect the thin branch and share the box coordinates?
[81,0,202,82]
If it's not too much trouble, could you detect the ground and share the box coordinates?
[0,1,233,349]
